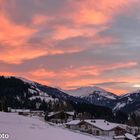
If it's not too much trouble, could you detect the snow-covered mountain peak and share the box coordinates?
[62,86,116,99]
[62,86,103,96]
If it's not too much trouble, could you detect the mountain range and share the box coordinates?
[0,76,115,121]
[63,86,140,114]
[0,76,140,116]
[63,87,117,108]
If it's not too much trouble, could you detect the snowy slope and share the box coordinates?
[2,76,56,103]
[0,112,101,140]
[113,90,140,113]
[28,87,57,103]
[0,76,89,110]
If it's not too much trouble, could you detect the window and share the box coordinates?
[96,130,100,136]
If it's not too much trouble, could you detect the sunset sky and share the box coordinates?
[0,0,140,94]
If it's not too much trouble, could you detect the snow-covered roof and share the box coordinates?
[118,124,128,130]
[48,111,74,117]
[65,119,122,131]
[11,109,30,113]
[84,119,120,131]
[113,135,125,139]
[125,133,136,140]
[114,133,136,140]
[48,112,58,117]
[65,112,75,116]
[66,120,81,125]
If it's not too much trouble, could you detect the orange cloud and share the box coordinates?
[0,72,16,77]
[34,62,137,79]
[61,61,137,78]
[26,61,137,94]
[30,68,56,78]
[70,0,132,26]
[0,12,107,64]
[52,26,83,40]
[0,46,49,64]
[105,88,128,95]
[32,15,48,25]
[0,14,36,46]
[0,0,139,95]
[0,0,133,65]
[74,8,109,25]
[0,14,83,64]
[0,14,50,64]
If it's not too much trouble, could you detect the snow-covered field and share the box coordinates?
[0,112,108,140]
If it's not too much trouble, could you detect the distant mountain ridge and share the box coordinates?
[0,76,89,106]
[62,86,116,98]
[62,86,118,108]
[62,86,140,114]
[0,76,140,116]
[113,90,140,113]
[0,76,115,120]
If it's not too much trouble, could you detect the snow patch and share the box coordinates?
[113,103,126,110]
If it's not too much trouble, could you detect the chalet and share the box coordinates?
[46,111,75,123]
[80,120,126,136]
[11,109,30,116]
[66,119,126,137]
[65,120,81,130]
[30,110,45,117]
[10,109,44,117]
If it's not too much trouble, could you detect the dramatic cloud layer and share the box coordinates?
[0,0,140,94]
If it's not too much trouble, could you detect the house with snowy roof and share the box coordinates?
[113,133,136,140]
[66,119,126,137]
[10,109,31,116]
[30,110,45,117]
[10,109,45,117]
[45,111,75,123]
[65,120,81,130]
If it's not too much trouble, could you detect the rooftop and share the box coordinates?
[85,119,120,131]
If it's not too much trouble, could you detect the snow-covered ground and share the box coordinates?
[0,112,108,140]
